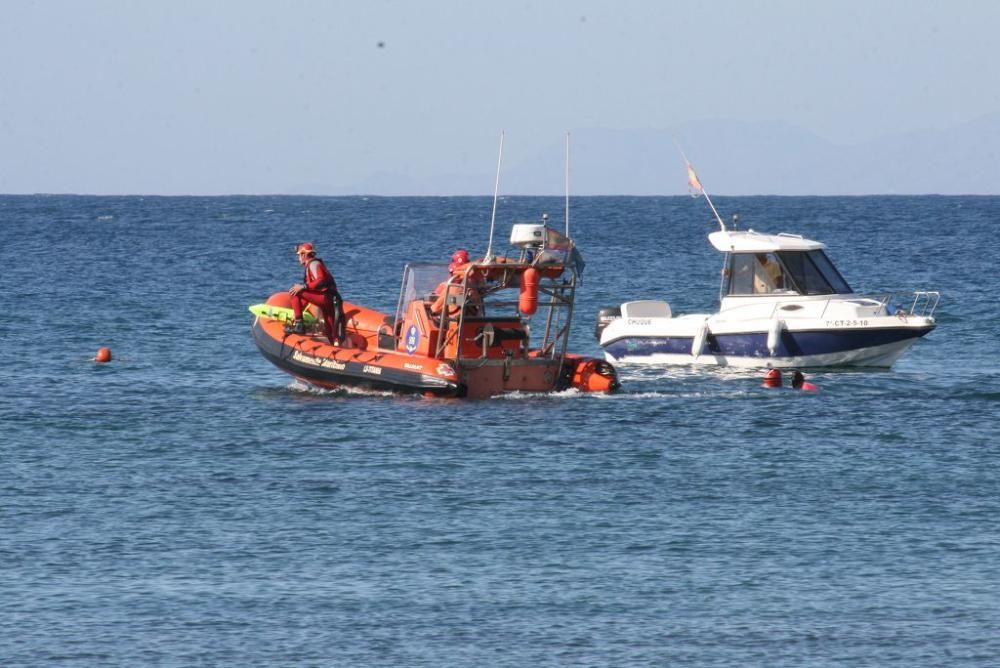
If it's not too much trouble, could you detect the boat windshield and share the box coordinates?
[777,250,852,295]
[725,250,852,296]
[394,262,451,323]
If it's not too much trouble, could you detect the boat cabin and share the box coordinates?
[710,230,853,297]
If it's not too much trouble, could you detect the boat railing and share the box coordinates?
[872,291,940,318]
[430,260,577,364]
[908,291,940,317]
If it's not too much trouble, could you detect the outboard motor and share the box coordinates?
[594,306,622,340]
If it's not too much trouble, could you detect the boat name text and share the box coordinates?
[292,350,346,371]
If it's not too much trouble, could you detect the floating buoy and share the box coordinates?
[95,347,112,363]
[762,368,782,388]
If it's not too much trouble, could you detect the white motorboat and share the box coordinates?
[595,227,939,368]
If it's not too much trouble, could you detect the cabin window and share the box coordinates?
[777,250,852,295]
[726,253,787,295]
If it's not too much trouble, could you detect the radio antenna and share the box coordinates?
[485,131,505,261]
[564,132,571,237]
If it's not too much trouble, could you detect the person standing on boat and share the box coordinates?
[288,242,346,344]
[430,249,483,317]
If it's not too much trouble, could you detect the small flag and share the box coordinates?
[686,163,704,195]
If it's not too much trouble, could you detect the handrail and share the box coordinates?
[871,290,940,318]
[909,291,940,317]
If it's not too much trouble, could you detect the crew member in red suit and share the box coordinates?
[430,249,483,317]
[288,242,346,344]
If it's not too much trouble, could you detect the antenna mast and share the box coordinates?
[564,132,571,237]
[485,131,505,261]
[695,169,727,232]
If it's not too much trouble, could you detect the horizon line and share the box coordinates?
[1,191,996,198]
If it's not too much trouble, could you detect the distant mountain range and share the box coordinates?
[346,113,1000,196]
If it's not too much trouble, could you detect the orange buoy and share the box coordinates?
[761,368,782,388]
[95,347,112,363]
[519,267,539,316]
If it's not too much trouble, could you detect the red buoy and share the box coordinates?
[761,368,782,388]
[95,347,112,363]
[519,267,539,316]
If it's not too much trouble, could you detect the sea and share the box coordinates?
[1,194,998,666]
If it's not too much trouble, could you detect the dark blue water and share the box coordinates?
[2,195,998,666]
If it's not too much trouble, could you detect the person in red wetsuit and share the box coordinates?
[791,370,819,391]
[288,242,346,344]
[430,249,483,318]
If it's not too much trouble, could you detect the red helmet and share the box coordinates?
[451,249,470,264]
[296,242,316,255]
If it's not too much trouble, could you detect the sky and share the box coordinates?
[1,0,998,195]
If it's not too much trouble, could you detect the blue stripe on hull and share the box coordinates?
[603,326,934,360]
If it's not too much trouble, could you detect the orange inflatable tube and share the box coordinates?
[567,357,619,393]
[519,267,539,316]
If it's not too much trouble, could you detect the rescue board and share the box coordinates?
[248,303,318,324]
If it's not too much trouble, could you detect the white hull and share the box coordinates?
[606,336,921,369]
[598,296,936,369]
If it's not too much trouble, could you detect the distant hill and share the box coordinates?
[347,114,1000,196]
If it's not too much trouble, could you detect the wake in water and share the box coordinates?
[286,380,398,399]
[262,375,762,402]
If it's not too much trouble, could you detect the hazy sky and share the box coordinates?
[2,1,998,194]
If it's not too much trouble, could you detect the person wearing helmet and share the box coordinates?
[430,249,482,317]
[288,242,346,344]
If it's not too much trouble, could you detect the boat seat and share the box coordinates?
[620,300,672,319]
[487,326,528,342]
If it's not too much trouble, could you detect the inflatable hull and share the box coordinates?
[252,316,462,396]
[251,292,618,399]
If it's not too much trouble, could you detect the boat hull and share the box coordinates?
[252,317,463,396]
[601,323,935,368]
[251,293,618,398]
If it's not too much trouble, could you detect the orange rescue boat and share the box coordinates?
[250,221,618,399]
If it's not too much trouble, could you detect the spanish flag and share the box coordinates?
[686,163,704,194]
